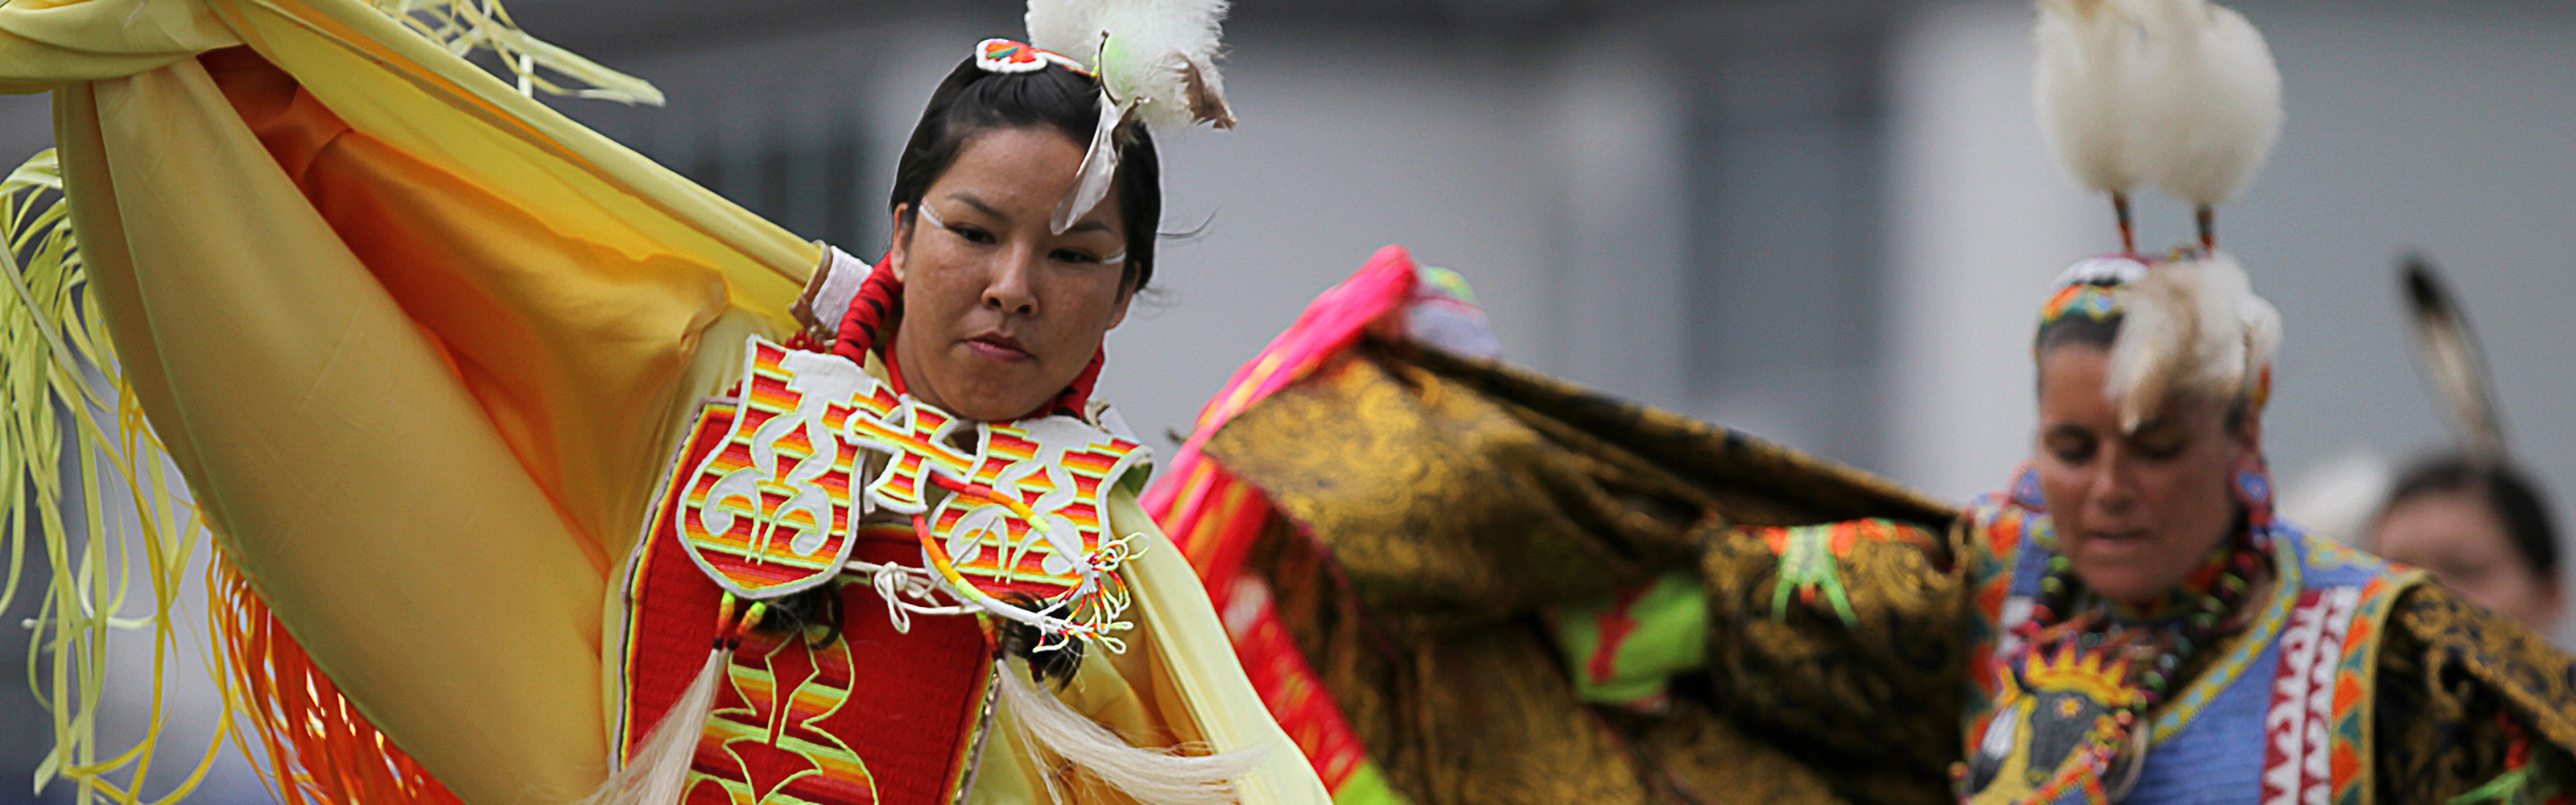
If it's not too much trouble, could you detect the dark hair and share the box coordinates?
[890,57,1163,291]
[2383,455,2560,576]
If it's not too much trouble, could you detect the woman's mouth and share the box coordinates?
[2075,529,2155,556]
[964,332,1034,362]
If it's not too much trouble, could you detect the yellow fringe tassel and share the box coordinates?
[5,1,658,798]
[369,0,666,105]
[0,149,233,805]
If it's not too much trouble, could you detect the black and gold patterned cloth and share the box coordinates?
[1200,342,2576,805]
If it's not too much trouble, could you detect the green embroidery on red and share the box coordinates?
[1767,522,1860,627]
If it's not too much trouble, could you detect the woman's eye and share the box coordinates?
[2133,440,2186,461]
[2047,437,2095,464]
[947,225,997,245]
[2125,429,2187,461]
[1051,249,1103,265]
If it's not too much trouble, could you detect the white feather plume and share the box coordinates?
[1054,93,1127,233]
[2129,0,2283,208]
[1028,0,1237,130]
[994,657,1265,805]
[2032,0,2150,195]
[576,648,728,805]
[2105,253,2277,430]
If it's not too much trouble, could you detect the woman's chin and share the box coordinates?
[2066,551,2178,603]
[940,395,1044,422]
[927,382,1053,423]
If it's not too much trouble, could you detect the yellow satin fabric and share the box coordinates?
[0,0,237,89]
[12,0,1324,803]
[1112,491,1328,805]
[968,491,1330,805]
[62,57,634,803]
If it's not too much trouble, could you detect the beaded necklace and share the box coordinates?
[1998,528,2271,799]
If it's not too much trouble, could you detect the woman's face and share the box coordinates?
[2035,345,2260,603]
[2374,491,2563,633]
[890,126,1133,422]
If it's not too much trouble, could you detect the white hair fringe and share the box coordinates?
[996,657,1267,805]
[576,646,729,805]
[2106,253,2279,431]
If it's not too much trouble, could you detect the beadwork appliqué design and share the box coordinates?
[675,336,1150,649]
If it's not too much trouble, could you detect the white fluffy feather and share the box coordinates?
[2032,0,2149,195]
[1028,0,1237,129]
[2105,253,2277,430]
[994,657,1265,805]
[576,648,728,805]
[2129,0,2282,208]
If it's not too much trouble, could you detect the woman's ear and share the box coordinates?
[1106,284,1134,331]
[2234,407,2264,457]
[889,204,916,283]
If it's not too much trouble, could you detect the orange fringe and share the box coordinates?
[209,558,463,805]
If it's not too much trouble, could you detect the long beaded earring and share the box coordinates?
[2232,455,2274,549]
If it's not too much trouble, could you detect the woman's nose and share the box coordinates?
[982,250,1038,315]
[2089,448,2136,510]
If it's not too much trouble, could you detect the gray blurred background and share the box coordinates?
[2,0,2572,800]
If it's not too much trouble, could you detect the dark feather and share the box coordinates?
[2401,253,2506,461]
[1176,57,1236,129]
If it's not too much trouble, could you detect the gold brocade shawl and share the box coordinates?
[1203,343,2576,805]
[1202,344,1956,805]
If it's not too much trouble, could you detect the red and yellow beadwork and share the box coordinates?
[673,336,1150,649]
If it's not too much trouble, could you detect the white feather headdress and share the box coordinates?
[1028,0,1237,130]
[2030,0,2281,250]
[1023,0,1237,232]
[2131,0,2281,216]
[2033,0,2151,249]
[2032,0,2285,429]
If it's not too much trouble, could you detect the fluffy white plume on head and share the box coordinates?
[1028,0,1237,130]
[2129,0,2282,208]
[2033,0,2152,195]
[2105,253,2279,431]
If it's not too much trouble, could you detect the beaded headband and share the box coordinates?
[2034,251,2277,419]
[974,38,1090,76]
[2037,255,2149,330]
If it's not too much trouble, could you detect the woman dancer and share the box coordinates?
[1151,2,2576,803]
[0,0,1324,803]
